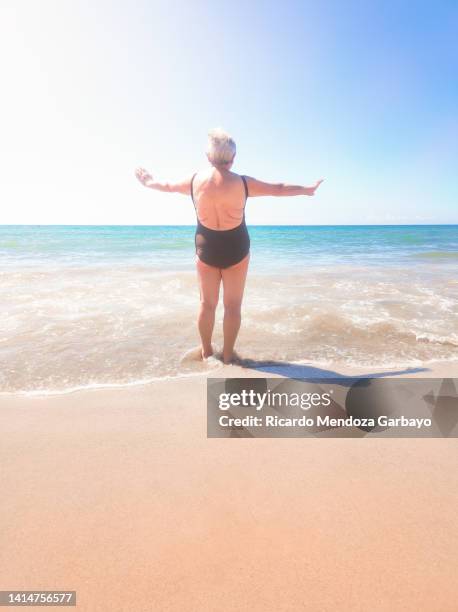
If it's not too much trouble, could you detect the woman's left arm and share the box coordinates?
[135,167,192,195]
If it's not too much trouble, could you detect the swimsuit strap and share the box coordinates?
[190,172,201,223]
[241,175,249,202]
[190,172,197,209]
[241,175,249,216]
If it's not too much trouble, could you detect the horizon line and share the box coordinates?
[1,223,458,228]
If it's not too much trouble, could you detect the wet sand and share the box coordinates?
[1,362,457,611]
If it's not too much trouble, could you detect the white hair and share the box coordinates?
[206,127,236,165]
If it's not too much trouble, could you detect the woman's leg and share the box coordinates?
[221,253,250,364]
[196,256,221,358]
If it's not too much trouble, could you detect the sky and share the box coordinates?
[0,0,457,225]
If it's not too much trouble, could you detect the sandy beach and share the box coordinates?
[1,361,457,611]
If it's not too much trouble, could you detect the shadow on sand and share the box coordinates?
[236,357,429,387]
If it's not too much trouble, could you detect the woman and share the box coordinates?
[135,128,323,364]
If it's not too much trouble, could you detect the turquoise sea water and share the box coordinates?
[1,225,457,393]
[1,225,458,271]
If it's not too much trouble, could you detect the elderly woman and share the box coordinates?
[135,128,323,364]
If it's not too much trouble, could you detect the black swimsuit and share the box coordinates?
[191,173,250,269]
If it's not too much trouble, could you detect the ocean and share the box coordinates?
[1,224,457,394]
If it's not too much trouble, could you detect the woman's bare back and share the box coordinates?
[192,168,247,230]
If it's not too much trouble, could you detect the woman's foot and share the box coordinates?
[222,350,241,365]
[201,346,214,360]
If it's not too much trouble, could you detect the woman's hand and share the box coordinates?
[309,179,324,195]
[135,167,153,187]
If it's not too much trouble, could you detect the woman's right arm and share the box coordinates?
[244,176,324,197]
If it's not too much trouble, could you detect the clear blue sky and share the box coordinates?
[1,0,457,224]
